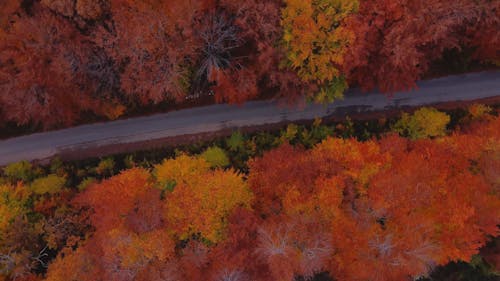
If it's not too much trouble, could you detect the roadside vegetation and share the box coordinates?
[0,104,499,281]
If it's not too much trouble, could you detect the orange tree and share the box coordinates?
[248,116,500,280]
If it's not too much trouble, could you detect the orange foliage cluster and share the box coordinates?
[9,115,492,281]
[43,156,254,281]
[1,0,497,128]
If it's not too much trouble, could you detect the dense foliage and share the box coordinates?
[0,0,498,128]
[0,106,499,281]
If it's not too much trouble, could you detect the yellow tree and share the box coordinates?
[281,0,358,102]
[0,183,30,234]
[154,154,209,188]
[155,155,253,243]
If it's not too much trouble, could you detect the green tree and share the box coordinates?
[226,131,245,152]
[393,107,450,139]
[49,157,65,175]
[201,146,230,168]
[30,174,66,195]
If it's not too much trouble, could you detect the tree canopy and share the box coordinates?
[8,113,492,281]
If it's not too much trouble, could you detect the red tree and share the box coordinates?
[92,0,207,104]
[0,5,101,128]
[342,0,499,92]
[0,3,126,128]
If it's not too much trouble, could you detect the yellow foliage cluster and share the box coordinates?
[154,154,210,187]
[3,160,33,182]
[281,0,358,101]
[393,107,451,139]
[0,183,30,233]
[155,155,253,242]
[30,174,66,195]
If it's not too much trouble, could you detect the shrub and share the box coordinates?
[201,146,230,168]
[95,158,115,176]
[30,174,66,195]
[393,107,450,139]
[280,123,299,143]
[3,161,34,183]
[226,131,245,152]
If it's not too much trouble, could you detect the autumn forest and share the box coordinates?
[1,0,500,281]
[0,0,498,128]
